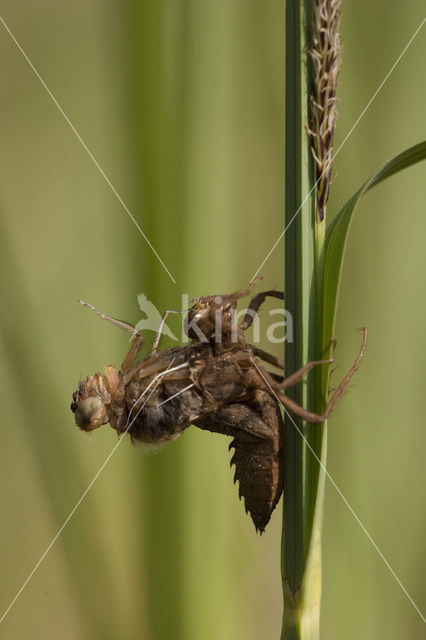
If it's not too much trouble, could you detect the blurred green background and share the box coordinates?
[0,2,424,639]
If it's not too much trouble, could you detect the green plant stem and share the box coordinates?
[282,0,327,637]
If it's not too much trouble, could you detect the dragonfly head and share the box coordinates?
[71,366,119,431]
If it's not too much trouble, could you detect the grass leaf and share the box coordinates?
[322,141,426,345]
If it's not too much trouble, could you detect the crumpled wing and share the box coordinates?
[194,391,283,533]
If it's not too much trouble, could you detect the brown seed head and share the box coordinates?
[308,0,343,221]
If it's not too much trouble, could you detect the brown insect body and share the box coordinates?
[71,283,285,532]
[71,282,366,533]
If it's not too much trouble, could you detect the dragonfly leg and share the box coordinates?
[251,352,331,389]
[121,333,143,372]
[252,327,367,424]
[239,290,285,331]
[280,358,334,389]
[189,276,262,307]
[79,299,140,337]
[316,326,367,422]
[251,345,284,371]
[151,309,185,354]
[78,300,143,372]
[254,333,338,389]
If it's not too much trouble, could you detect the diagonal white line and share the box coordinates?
[251,17,426,282]
[251,357,426,624]
[157,382,195,407]
[0,16,176,285]
[0,357,177,626]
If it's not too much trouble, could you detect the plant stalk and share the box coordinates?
[281,0,328,636]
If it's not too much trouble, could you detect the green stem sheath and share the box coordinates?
[282,0,327,637]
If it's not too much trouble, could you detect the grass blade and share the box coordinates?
[322,141,426,345]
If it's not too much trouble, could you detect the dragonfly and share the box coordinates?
[71,280,366,532]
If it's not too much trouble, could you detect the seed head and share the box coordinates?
[308,0,343,221]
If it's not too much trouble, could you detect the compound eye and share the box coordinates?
[74,397,105,431]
